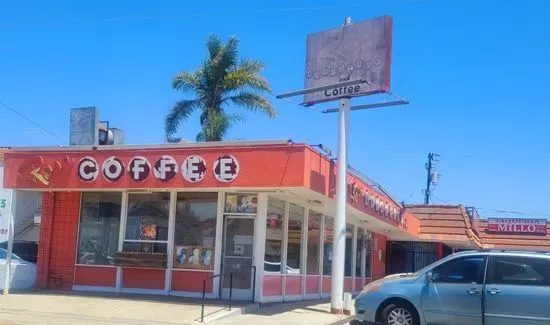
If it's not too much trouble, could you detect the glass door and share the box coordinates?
[221,216,255,300]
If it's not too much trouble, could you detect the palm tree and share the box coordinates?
[165,35,276,142]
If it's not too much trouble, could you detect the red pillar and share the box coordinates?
[437,243,444,260]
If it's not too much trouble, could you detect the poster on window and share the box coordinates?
[225,194,257,214]
[174,245,214,270]
[140,224,157,240]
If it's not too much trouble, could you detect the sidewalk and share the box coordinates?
[214,300,356,325]
[0,290,252,325]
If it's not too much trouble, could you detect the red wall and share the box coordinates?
[372,233,387,280]
[36,192,80,289]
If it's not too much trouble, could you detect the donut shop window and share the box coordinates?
[173,192,217,270]
[115,192,170,268]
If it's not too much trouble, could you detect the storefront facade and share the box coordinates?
[2,140,420,302]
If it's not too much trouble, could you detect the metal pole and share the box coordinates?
[424,153,433,204]
[200,278,206,322]
[331,97,350,313]
[229,273,233,311]
[2,190,15,295]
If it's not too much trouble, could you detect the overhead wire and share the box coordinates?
[0,101,65,143]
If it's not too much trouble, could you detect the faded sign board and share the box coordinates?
[304,16,393,105]
[69,107,99,146]
[487,218,547,235]
[0,189,12,242]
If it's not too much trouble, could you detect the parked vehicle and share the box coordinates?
[0,240,38,263]
[355,250,550,325]
[0,248,37,290]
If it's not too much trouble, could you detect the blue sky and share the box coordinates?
[1,0,549,217]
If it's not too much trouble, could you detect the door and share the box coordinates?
[221,216,255,300]
[421,255,487,325]
[485,255,550,325]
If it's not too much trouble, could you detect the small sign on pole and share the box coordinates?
[0,189,15,295]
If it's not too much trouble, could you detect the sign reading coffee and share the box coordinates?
[487,218,547,235]
[348,181,404,224]
[77,154,239,183]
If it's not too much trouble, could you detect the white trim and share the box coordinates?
[321,293,330,299]
[255,193,268,302]
[73,285,116,293]
[9,139,293,152]
[351,225,357,292]
[301,208,309,299]
[116,192,129,293]
[213,191,225,298]
[165,191,177,292]
[222,212,257,217]
[73,192,83,285]
[120,288,166,295]
[281,201,289,299]
[262,295,283,303]
[171,268,215,273]
[319,214,325,295]
[74,264,117,268]
[122,239,168,244]
[304,293,321,300]
[169,291,217,299]
[284,295,303,302]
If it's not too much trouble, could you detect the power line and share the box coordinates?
[0,101,65,142]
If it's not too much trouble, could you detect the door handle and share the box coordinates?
[467,288,480,295]
[487,288,501,295]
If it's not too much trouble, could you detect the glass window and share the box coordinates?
[225,193,257,214]
[432,256,487,284]
[77,192,121,265]
[365,231,373,277]
[356,228,364,277]
[286,203,304,274]
[124,193,170,254]
[345,224,354,277]
[265,197,285,273]
[489,256,550,286]
[323,217,334,276]
[173,192,217,270]
[307,211,322,275]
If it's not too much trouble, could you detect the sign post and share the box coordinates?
[0,189,15,295]
[276,16,407,313]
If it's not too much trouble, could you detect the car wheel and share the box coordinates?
[382,303,418,325]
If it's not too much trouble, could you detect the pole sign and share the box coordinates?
[0,189,11,242]
[303,16,393,105]
[487,218,547,235]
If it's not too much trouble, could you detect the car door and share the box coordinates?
[421,255,487,325]
[485,254,550,325]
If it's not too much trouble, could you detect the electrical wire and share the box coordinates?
[0,101,65,142]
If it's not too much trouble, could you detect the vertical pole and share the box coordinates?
[201,278,206,322]
[229,273,233,311]
[331,96,350,314]
[2,190,15,295]
[424,153,433,204]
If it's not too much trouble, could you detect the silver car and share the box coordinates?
[355,250,550,325]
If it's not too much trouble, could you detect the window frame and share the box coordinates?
[487,255,550,287]
[431,255,488,285]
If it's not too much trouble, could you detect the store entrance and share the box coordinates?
[221,216,255,300]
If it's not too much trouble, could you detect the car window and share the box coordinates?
[0,248,22,260]
[432,256,486,284]
[488,256,550,286]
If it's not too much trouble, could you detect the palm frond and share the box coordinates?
[164,99,199,137]
[222,67,271,93]
[227,92,276,118]
[172,71,201,93]
[205,34,222,60]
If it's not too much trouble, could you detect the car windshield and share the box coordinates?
[0,248,21,260]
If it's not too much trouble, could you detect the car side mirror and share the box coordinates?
[425,271,434,283]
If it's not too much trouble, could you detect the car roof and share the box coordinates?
[452,249,550,258]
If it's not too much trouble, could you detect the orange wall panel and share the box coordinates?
[74,266,116,287]
[122,268,165,290]
[171,270,213,293]
[285,276,302,295]
[372,233,387,280]
[305,275,320,294]
[322,276,332,293]
[36,192,80,290]
[263,275,282,296]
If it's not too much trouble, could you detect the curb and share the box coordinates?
[197,303,260,324]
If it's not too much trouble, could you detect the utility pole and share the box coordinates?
[424,153,439,204]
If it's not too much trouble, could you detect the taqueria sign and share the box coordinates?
[487,218,547,235]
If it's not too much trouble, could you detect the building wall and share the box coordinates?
[36,192,80,289]
[372,233,387,279]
